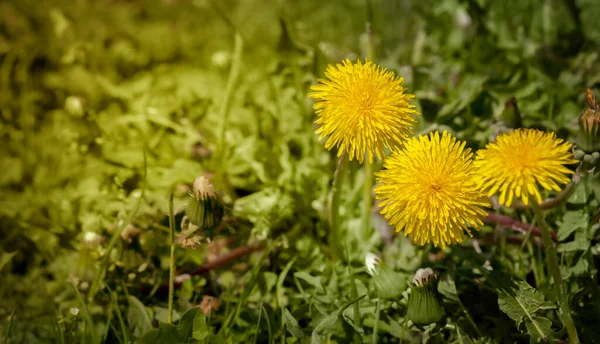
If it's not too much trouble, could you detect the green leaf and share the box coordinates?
[192,312,209,340]
[568,254,592,277]
[437,273,460,303]
[311,295,365,344]
[283,308,306,340]
[438,75,488,120]
[127,296,153,338]
[557,232,590,252]
[498,281,555,339]
[276,257,297,307]
[294,272,325,293]
[568,181,590,205]
[0,251,17,272]
[138,308,208,344]
[557,210,589,241]
[137,323,180,344]
[524,316,552,340]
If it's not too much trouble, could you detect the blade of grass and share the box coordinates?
[280,307,285,344]
[275,257,296,309]
[4,309,15,344]
[345,243,361,330]
[103,303,113,342]
[373,293,380,344]
[53,310,65,344]
[456,325,464,344]
[107,285,129,344]
[214,25,243,193]
[168,191,176,324]
[108,322,125,344]
[253,303,263,344]
[262,304,273,344]
[71,284,100,344]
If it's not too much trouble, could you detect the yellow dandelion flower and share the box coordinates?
[474,129,578,207]
[375,131,489,249]
[308,59,419,163]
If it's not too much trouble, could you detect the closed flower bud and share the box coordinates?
[580,89,600,151]
[186,176,224,240]
[407,268,445,326]
[365,253,381,276]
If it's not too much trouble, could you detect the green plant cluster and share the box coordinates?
[1,0,600,343]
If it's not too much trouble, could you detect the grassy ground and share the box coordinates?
[1,0,600,343]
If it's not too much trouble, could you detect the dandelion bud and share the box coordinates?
[574,149,585,160]
[120,224,141,244]
[407,268,445,326]
[365,253,381,276]
[186,176,223,240]
[500,97,522,128]
[580,89,600,151]
[192,176,216,201]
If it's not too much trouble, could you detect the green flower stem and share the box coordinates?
[362,6,375,242]
[215,32,243,197]
[329,153,348,260]
[168,192,176,324]
[373,291,380,344]
[362,161,373,240]
[530,200,579,344]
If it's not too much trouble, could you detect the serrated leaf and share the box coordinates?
[557,232,590,252]
[524,316,552,340]
[498,281,555,338]
[568,181,590,205]
[558,210,589,241]
[437,273,459,303]
[569,254,591,277]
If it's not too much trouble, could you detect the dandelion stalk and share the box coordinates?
[530,200,579,344]
[362,162,373,241]
[361,16,375,241]
[168,191,176,324]
[329,153,348,260]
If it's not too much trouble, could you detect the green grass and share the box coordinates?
[1,0,600,343]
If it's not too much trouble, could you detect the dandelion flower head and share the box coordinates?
[308,59,419,163]
[474,128,578,207]
[375,131,489,249]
